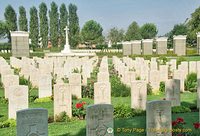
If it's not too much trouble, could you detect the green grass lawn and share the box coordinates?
[0,88,199,136]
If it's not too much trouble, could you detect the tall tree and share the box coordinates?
[124,21,141,41]
[81,20,104,44]
[68,3,80,48]
[108,27,124,44]
[18,6,28,31]
[60,3,68,47]
[39,2,48,48]
[0,20,8,39]
[187,6,200,45]
[140,23,158,39]
[4,5,17,42]
[29,6,39,46]
[49,2,59,47]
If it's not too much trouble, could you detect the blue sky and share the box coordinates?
[0,0,200,39]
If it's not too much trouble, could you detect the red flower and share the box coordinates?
[76,103,83,108]
[177,117,184,122]
[72,102,73,105]
[172,121,178,127]
[170,75,173,78]
[161,98,166,100]
[98,62,100,64]
[149,82,151,84]
[82,102,86,104]
[193,123,200,130]
[178,134,182,136]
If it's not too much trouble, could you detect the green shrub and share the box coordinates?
[34,97,52,103]
[110,73,131,97]
[62,77,69,83]
[156,56,168,65]
[159,81,165,92]
[114,104,145,118]
[82,85,94,98]
[0,119,16,128]
[19,76,32,90]
[0,97,8,104]
[0,74,3,88]
[177,57,186,66]
[172,106,191,113]
[48,115,54,123]
[55,111,69,122]
[136,76,141,80]
[13,67,21,75]
[147,82,152,95]
[72,95,78,100]
[185,73,197,92]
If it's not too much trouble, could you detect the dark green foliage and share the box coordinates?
[0,119,16,128]
[0,97,8,104]
[110,68,131,97]
[124,21,141,41]
[140,23,158,39]
[147,83,152,95]
[172,106,191,113]
[55,111,69,122]
[0,20,8,39]
[39,2,49,48]
[108,27,124,44]
[81,20,104,44]
[0,43,11,51]
[177,57,186,66]
[95,44,108,50]
[187,6,200,45]
[166,24,189,48]
[19,76,32,90]
[114,104,145,118]
[72,95,78,100]
[29,6,39,46]
[59,3,68,47]
[49,2,59,47]
[82,85,94,99]
[159,81,165,92]
[156,56,168,65]
[4,5,17,42]
[48,115,54,123]
[185,73,197,92]
[68,3,80,48]
[0,74,3,88]
[18,6,28,31]
[136,76,141,80]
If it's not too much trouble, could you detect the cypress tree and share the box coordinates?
[39,2,48,48]
[59,3,68,46]
[4,5,17,42]
[68,3,80,48]
[29,6,39,46]
[18,6,28,31]
[49,1,59,47]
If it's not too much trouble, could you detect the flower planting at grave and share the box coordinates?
[72,101,87,119]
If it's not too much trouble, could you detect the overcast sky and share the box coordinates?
[0,0,200,42]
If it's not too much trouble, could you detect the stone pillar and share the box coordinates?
[86,104,114,136]
[197,32,200,55]
[142,39,153,55]
[173,35,186,56]
[10,31,29,57]
[165,79,180,106]
[146,100,172,136]
[131,40,141,55]
[156,37,168,54]
[122,41,132,55]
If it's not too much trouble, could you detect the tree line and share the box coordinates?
[0,2,79,48]
[0,2,200,48]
